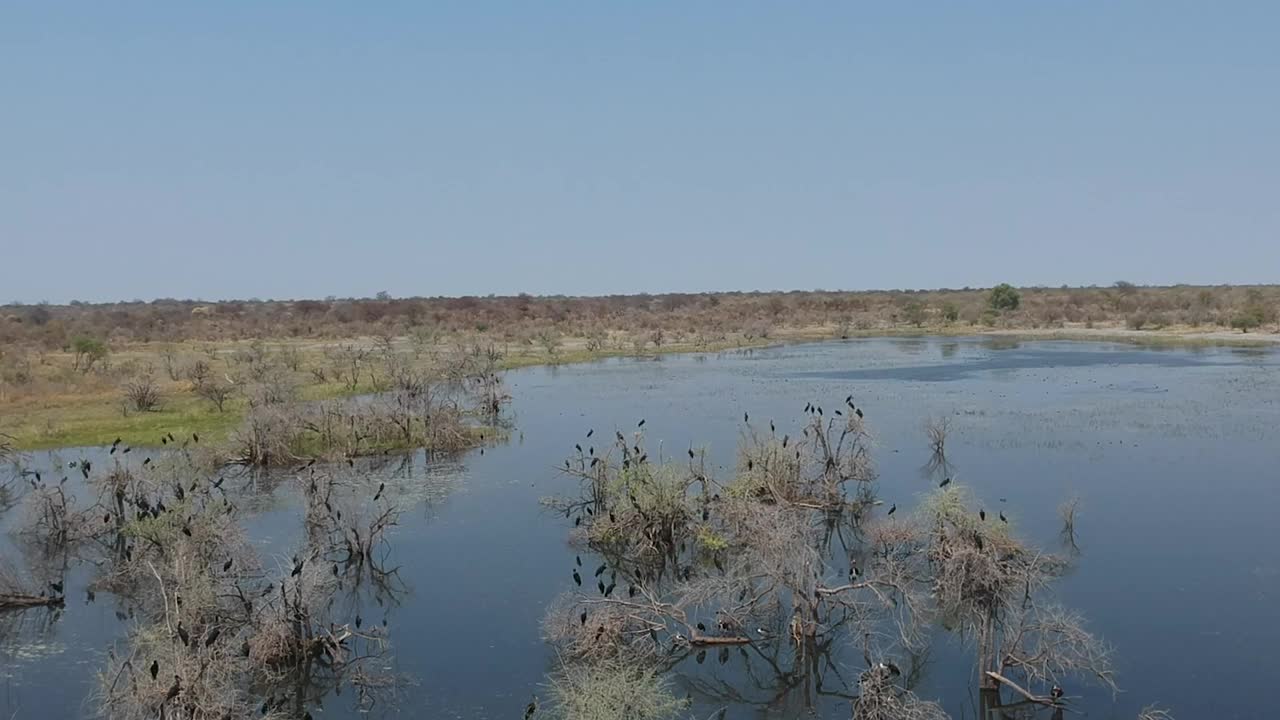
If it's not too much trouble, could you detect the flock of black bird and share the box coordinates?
[17,394,1064,718]
[551,401,1059,716]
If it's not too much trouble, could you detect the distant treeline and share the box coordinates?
[3,283,1277,347]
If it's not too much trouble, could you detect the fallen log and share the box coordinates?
[0,593,64,611]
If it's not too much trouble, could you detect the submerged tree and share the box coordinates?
[541,401,1165,719]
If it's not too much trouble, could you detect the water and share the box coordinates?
[2,337,1278,719]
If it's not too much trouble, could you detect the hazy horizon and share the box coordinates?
[10,280,1279,309]
[4,3,1278,304]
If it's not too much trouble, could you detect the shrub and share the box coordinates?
[1231,306,1266,333]
[941,302,960,323]
[123,373,162,412]
[988,284,1021,312]
[903,301,927,327]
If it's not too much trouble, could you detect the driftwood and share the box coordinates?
[0,593,64,611]
[984,671,1059,707]
[687,633,750,646]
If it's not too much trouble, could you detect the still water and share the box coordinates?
[2,338,1278,719]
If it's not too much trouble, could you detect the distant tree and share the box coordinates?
[1231,306,1267,333]
[375,290,392,301]
[903,301,927,327]
[988,284,1021,312]
[71,336,108,373]
[27,304,52,326]
[1113,280,1139,295]
[195,379,234,412]
[941,302,960,323]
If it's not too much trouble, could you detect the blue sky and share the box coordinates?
[2,2,1277,303]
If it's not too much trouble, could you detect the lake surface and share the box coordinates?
[3,337,1279,719]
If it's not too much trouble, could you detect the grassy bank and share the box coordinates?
[2,320,1273,451]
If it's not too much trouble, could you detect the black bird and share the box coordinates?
[524,696,538,720]
[743,412,749,423]
[628,585,637,598]
[580,610,587,626]
[572,570,581,586]
[291,558,305,577]
[143,457,151,466]
[49,581,63,594]
[594,563,607,577]
[177,623,190,646]
[804,403,811,413]
[160,437,167,445]
[205,627,221,646]
[223,558,233,572]
[355,615,362,629]
[574,516,581,527]
[846,394,852,404]
[181,525,192,537]
[877,660,902,676]
[590,457,599,468]
[149,659,159,680]
[696,622,706,632]
[575,555,582,566]
[979,509,986,521]
[702,508,709,521]
[110,445,117,455]
[688,447,695,459]
[598,580,605,594]
[586,429,593,438]
[86,589,95,603]
[104,513,111,524]
[604,583,614,597]
[122,446,131,454]
[939,477,951,488]
[373,482,385,501]
[637,419,645,427]
[575,444,582,453]
[887,504,896,516]
[855,408,863,419]
[192,433,199,443]
[164,676,180,703]
[1050,684,1063,701]
[999,511,1008,523]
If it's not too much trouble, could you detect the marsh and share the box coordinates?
[2,337,1277,719]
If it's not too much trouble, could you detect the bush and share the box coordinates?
[123,373,162,412]
[903,301,927,327]
[1231,306,1267,333]
[988,284,1021,312]
[941,302,960,323]
[71,336,109,373]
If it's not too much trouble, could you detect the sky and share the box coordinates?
[2,2,1278,304]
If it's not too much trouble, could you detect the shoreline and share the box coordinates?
[3,324,1274,451]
